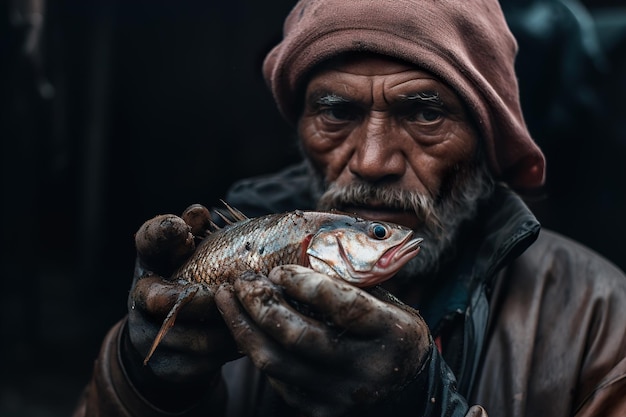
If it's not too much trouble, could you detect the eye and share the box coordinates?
[320,106,359,122]
[419,109,442,122]
[371,223,389,239]
[405,108,443,123]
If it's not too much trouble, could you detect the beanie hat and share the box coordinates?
[262,0,546,190]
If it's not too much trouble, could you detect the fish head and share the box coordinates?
[305,216,422,287]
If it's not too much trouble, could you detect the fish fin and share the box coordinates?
[215,209,235,225]
[208,219,221,231]
[143,284,200,365]
[213,201,248,226]
[220,200,248,222]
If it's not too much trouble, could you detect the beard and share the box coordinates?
[311,153,495,282]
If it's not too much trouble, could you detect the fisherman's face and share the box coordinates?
[299,54,495,277]
[298,54,480,230]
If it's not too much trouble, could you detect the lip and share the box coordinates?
[342,205,420,229]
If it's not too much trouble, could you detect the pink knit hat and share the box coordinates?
[263,0,546,190]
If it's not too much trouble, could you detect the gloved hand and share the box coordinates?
[214,264,433,417]
[122,204,241,411]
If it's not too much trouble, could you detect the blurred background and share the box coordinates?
[1,0,625,415]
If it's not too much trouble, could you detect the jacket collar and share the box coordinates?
[471,184,541,287]
[421,183,541,330]
[418,184,541,395]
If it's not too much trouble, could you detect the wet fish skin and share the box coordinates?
[173,209,422,288]
[175,210,316,285]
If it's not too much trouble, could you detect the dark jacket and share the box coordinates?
[74,163,626,416]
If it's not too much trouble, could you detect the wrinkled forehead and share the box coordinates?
[302,52,468,114]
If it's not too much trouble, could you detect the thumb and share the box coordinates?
[135,214,195,277]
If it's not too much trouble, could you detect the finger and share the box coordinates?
[131,275,218,321]
[128,311,236,358]
[181,204,213,239]
[135,214,195,277]
[216,275,334,355]
[232,272,341,356]
[214,281,276,358]
[130,281,240,369]
[269,265,390,334]
[366,285,425,321]
[128,312,239,382]
[270,268,431,367]
[215,282,339,384]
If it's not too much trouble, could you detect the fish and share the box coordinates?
[142,204,423,364]
[176,205,423,288]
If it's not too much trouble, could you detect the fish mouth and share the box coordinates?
[377,234,423,269]
[336,232,422,288]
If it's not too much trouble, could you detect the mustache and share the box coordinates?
[316,182,442,232]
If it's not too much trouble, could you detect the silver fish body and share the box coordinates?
[174,210,422,288]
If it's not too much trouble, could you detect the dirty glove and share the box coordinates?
[122,204,241,412]
[215,264,465,417]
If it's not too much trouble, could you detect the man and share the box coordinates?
[73,0,626,416]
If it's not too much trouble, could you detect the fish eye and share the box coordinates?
[371,223,389,239]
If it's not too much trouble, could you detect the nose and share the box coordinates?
[348,117,406,183]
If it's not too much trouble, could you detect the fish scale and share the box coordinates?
[176,211,318,285]
[142,208,422,364]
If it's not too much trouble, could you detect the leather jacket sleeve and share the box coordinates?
[72,318,227,417]
[572,356,626,416]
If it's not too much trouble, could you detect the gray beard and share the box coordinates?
[311,156,495,282]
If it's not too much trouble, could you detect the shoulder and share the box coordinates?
[521,228,626,285]
[504,227,626,329]
[481,229,626,414]
[505,229,626,407]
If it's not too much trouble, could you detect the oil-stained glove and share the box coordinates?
[122,204,241,412]
[215,264,439,417]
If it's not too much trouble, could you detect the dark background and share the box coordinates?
[1,0,625,415]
